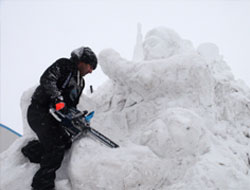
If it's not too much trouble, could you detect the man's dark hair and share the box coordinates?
[70,47,98,70]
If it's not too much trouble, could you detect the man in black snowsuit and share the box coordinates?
[21,47,97,190]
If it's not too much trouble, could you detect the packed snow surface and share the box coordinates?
[1,27,250,190]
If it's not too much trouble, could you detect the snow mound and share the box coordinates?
[1,27,250,190]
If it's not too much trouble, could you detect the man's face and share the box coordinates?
[78,62,93,76]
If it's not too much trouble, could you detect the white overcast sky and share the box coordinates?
[1,0,250,134]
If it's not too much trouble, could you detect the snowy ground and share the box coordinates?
[1,27,250,190]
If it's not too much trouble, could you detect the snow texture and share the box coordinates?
[71,47,85,59]
[1,27,250,190]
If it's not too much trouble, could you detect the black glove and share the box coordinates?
[83,110,88,117]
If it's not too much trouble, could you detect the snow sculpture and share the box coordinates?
[1,27,250,190]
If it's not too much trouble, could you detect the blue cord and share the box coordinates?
[0,123,22,137]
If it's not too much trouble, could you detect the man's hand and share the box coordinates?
[54,96,65,111]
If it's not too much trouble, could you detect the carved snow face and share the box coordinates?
[143,27,182,60]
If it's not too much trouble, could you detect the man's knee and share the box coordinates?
[22,140,44,163]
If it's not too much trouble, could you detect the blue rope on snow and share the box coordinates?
[0,123,22,137]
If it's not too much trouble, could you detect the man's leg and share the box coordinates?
[21,140,44,164]
[27,104,70,190]
[31,140,66,190]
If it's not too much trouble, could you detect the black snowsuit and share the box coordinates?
[22,58,85,190]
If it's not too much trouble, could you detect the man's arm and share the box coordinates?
[39,58,68,99]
